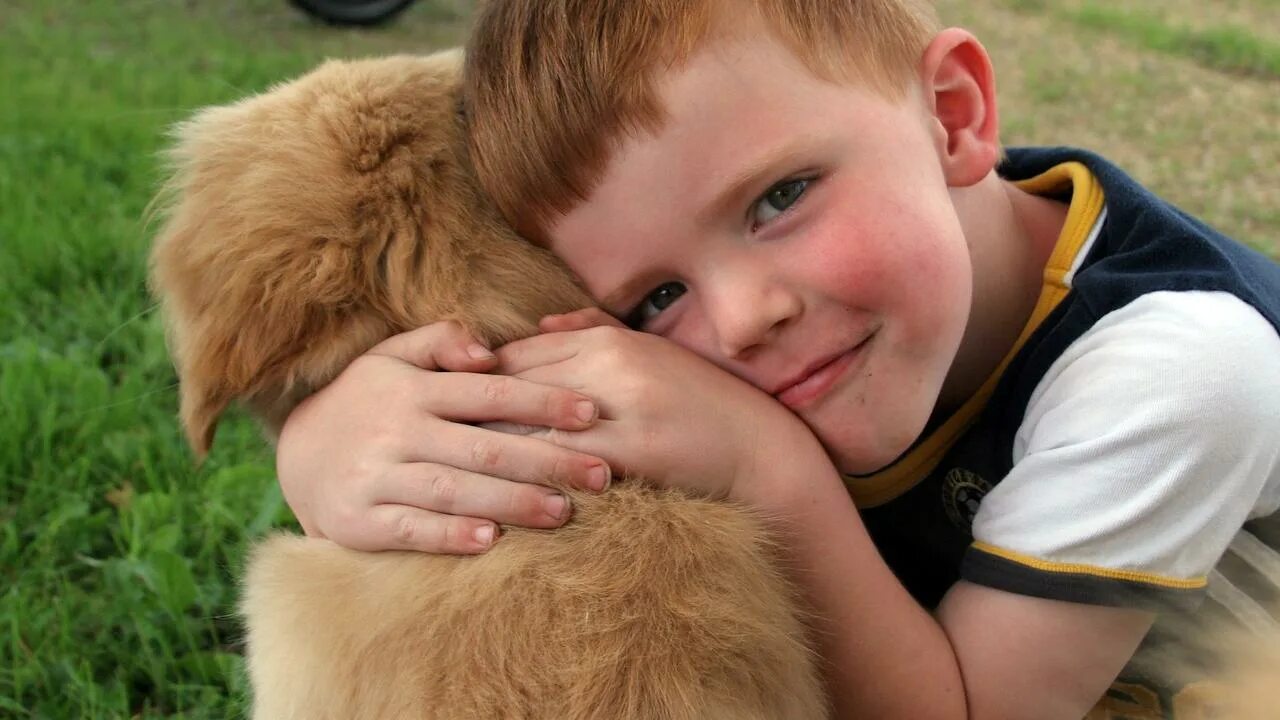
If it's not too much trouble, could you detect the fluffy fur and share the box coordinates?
[150,52,827,719]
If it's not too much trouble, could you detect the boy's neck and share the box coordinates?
[935,172,1067,416]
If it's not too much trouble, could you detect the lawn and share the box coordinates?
[2,0,1276,716]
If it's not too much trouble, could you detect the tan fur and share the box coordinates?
[150,51,588,453]
[150,52,827,719]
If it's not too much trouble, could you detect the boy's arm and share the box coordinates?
[519,310,1154,718]
[756,292,1280,719]
[743,457,1153,720]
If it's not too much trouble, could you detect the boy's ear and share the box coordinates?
[918,28,1000,187]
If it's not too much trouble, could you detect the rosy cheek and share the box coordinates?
[664,307,727,364]
[663,317,702,352]
[806,217,889,303]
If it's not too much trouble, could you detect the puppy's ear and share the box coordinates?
[149,53,474,455]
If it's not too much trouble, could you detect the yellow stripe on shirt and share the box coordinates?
[971,541,1208,590]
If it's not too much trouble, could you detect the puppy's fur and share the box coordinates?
[150,52,827,719]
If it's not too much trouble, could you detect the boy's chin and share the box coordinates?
[827,442,909,478]
[824,406,938,477]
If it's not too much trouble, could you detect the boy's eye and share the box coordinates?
[751,178,809,227]
[626,281,687,328]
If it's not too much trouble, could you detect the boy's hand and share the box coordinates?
[275,321,612,554]
[497,309,818,504]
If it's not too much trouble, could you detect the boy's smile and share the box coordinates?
[547,28,977,474]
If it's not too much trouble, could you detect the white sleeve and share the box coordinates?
[966,291,1280,606]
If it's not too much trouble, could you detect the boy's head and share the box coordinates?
[465,1,1009,474]
[465,0,940,241]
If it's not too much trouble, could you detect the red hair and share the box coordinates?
[465,0,940,240]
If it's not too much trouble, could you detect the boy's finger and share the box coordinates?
[363,504,499,555]
[377,462,573,529]
[491,331,584,376]
[496,322,635,376]
[538,308,625,333]
[479,420,544,436]
[422,372,597,430]
[366,321,497,372]
[504,420,628,482]
[410,420,611,493]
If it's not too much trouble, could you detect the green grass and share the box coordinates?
[1006,0,1280,79]
[2,0,1277,716]
[939,0,1280,255]
[1,1,470,716]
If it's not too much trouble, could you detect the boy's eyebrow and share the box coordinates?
[598,140,812,313]
[600,274,654,315]
[695,139,810,230]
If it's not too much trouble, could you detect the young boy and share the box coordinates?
[275,1,1280,717]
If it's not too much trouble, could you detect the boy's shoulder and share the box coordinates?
[998,144,1280,337]
[989,146,1280,484]
[858,146,1280,609]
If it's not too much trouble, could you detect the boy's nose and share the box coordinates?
[706,275,802,359]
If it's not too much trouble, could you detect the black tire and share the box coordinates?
[289,0,417,26]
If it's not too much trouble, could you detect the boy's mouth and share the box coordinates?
[773,333,876,410]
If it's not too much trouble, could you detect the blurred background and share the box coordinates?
[1,0,1275,716]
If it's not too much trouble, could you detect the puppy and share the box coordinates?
[150,51,828,720]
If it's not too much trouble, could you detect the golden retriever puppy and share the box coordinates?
[150,51,827,720]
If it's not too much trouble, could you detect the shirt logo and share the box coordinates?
[942,467,992,534]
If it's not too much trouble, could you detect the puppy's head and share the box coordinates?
[150,52,592,455]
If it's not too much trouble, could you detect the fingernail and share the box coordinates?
[587,463,610,492]
[473,524,496,547]
[467,343,494,360]
[575,400,597,424]
[543,493,569,521]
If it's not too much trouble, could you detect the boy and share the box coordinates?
[275,1,1280,717]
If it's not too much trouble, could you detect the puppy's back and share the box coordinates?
[244,485,826,720]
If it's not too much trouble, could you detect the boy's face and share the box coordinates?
[547,31,974,474]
